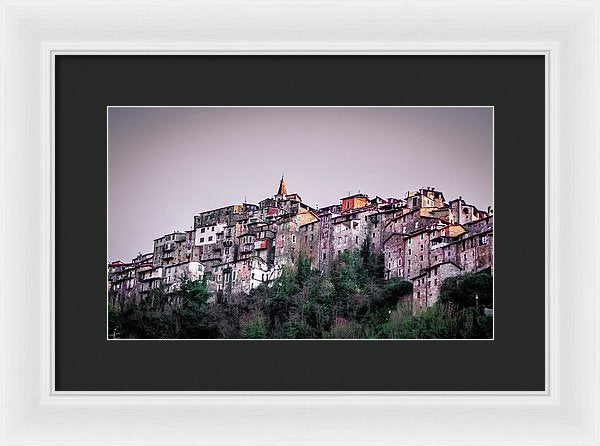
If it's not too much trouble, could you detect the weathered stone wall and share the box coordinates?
[109,184,494,311]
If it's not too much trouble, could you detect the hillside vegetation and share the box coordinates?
[109,241,493,339]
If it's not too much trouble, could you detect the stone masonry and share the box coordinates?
[108,178,494,310]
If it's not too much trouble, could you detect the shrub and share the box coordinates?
[241,314,268,339]
[326,317,363,339]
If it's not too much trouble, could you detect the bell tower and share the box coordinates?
[275,175,287,201]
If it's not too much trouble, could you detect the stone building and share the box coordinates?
[108,178,494,313]
[412,261,463,310]
[297,219,320,267]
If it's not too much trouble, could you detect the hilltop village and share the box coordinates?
[108,177,493,312]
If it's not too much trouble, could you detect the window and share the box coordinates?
[480,235,488,245]
[420,255,424,261]
[200,237,204,243]
[415,222,419,228]
[201,228,205,233]
[292,235,296,243]
[420,244,424,251]
[323,253,326,260]
[408,238,412,245]
[372,233,375,239]
[356,236,359,244]
[408,248,412,255]
[420,233,424,240]
[208,236,213,242]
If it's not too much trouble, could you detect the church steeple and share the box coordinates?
[277,175,287,196]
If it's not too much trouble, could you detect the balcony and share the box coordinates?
[137,263,153,272]
[140,272,162,282]
[162,251,175,260]
[240,243,254,254]
[254,239,268,250]
[164,242,176,252]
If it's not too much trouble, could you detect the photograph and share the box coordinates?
[107,106,494,340]
[8,0,599,442]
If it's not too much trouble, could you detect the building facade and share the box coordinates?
[109,178,494,311]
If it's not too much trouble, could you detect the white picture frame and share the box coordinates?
[1,0,598,444]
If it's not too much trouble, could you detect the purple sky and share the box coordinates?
[108,107,493,261]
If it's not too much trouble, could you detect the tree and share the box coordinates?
[241,314,268,339]
[295,253,312,289]
[107,303,121,338]
[176,278,215,338]
[359,237,385,286]
[438,271,493,310]
[109,246,492,339]
[326,317,363,339]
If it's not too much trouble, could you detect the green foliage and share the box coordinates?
[283,320,309,339]
[326,317,363,339]
[176,277,216,338]
[381,303,492,339]
[295,253,312,289]
[438,271,493,310]
[109,247,493,339]
[107,303,121,338]
[382,278,413,302]
[241,314,268,339]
